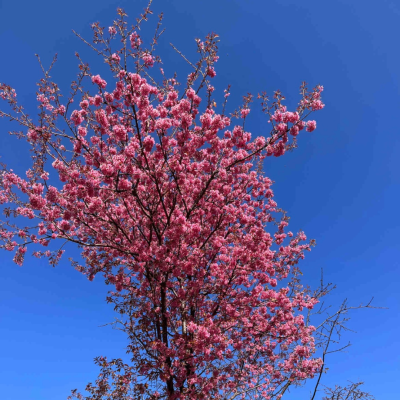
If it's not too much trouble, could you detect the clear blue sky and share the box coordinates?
[0,0,398,399]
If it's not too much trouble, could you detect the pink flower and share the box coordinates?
[29,194,46,210]
[130,31,142,48]
[143,136,155,152]
[100,164,114,176]
[113,125,127,141]
[111,53,120,63]
[241,108,250,118]
[118,179,132,190]
[70,110,84,126]
[59,220,71,231]
[91,75,107,89]
[311,100,324,110]
[186,88,196,100]
[78,126,87,137]
[306,120,317,132]
[27,129,38,142]
[289,125,299,136]
[142,53,154,67]
[95,109,109,128]
[285,112,300,124]
[93,95,102,106]
[276,123,287,134]
[80,100,89,109]
[207,67,216,78]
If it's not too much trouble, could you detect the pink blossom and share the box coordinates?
[27,129,38,141]
[100,163,114,176]
[29,194,46,210]
[113,125,127,141]
[78,126,87,137]
[241,108,250,118]
[118,179,132,190]
[59,220,71,231]
[311,99,324,110]
[80,100,89,109]
[143,136,155,152]
[306,120,317,132]
[95,109,109,128]
[207,67,217,78]
[70,110,84,126]
[111,53,120,63]
[290,125,299,136]
[142,53,154,67]
[276,123,287,133]
[91,75,107,89]
[130,31,142,48]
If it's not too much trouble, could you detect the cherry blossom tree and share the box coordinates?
[0,3,372,400]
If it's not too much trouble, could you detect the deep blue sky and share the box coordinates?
[0,0,399,399]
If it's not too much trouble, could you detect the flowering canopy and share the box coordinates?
[0,5,325,400]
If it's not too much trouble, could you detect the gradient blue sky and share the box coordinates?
[0,0,399,399]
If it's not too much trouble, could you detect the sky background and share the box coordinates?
[0,0,399,399]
